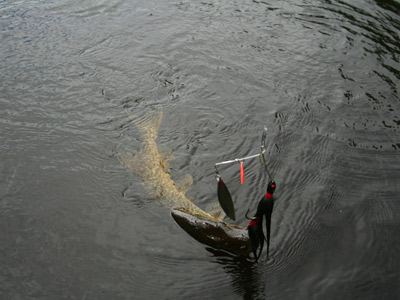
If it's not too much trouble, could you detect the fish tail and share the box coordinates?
[133,107,163,137]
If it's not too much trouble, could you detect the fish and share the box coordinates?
[118,108,252,255]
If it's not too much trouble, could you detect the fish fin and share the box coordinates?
[117,151,138,173]
[133,107,163,137]
[205,202,226,221]
[213,210,225,221]
[158,146,174,165]
[175,174,194,193]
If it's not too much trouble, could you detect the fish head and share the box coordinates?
[171,207,251,256]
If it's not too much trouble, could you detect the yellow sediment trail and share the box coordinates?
[118,108,225,221]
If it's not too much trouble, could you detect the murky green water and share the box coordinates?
[1,0,399,299]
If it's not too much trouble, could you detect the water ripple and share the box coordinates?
[1,0,400,299]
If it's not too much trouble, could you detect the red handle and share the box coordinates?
[240,161,244,184]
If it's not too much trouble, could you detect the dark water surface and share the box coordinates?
[1,0,400,299]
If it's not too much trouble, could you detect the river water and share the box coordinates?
[1,0,399,299]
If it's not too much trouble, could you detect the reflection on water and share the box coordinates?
[1,0,399,299]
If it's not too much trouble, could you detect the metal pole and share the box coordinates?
[215,150,265,170]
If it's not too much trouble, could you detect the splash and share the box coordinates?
[118,108,225,220]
